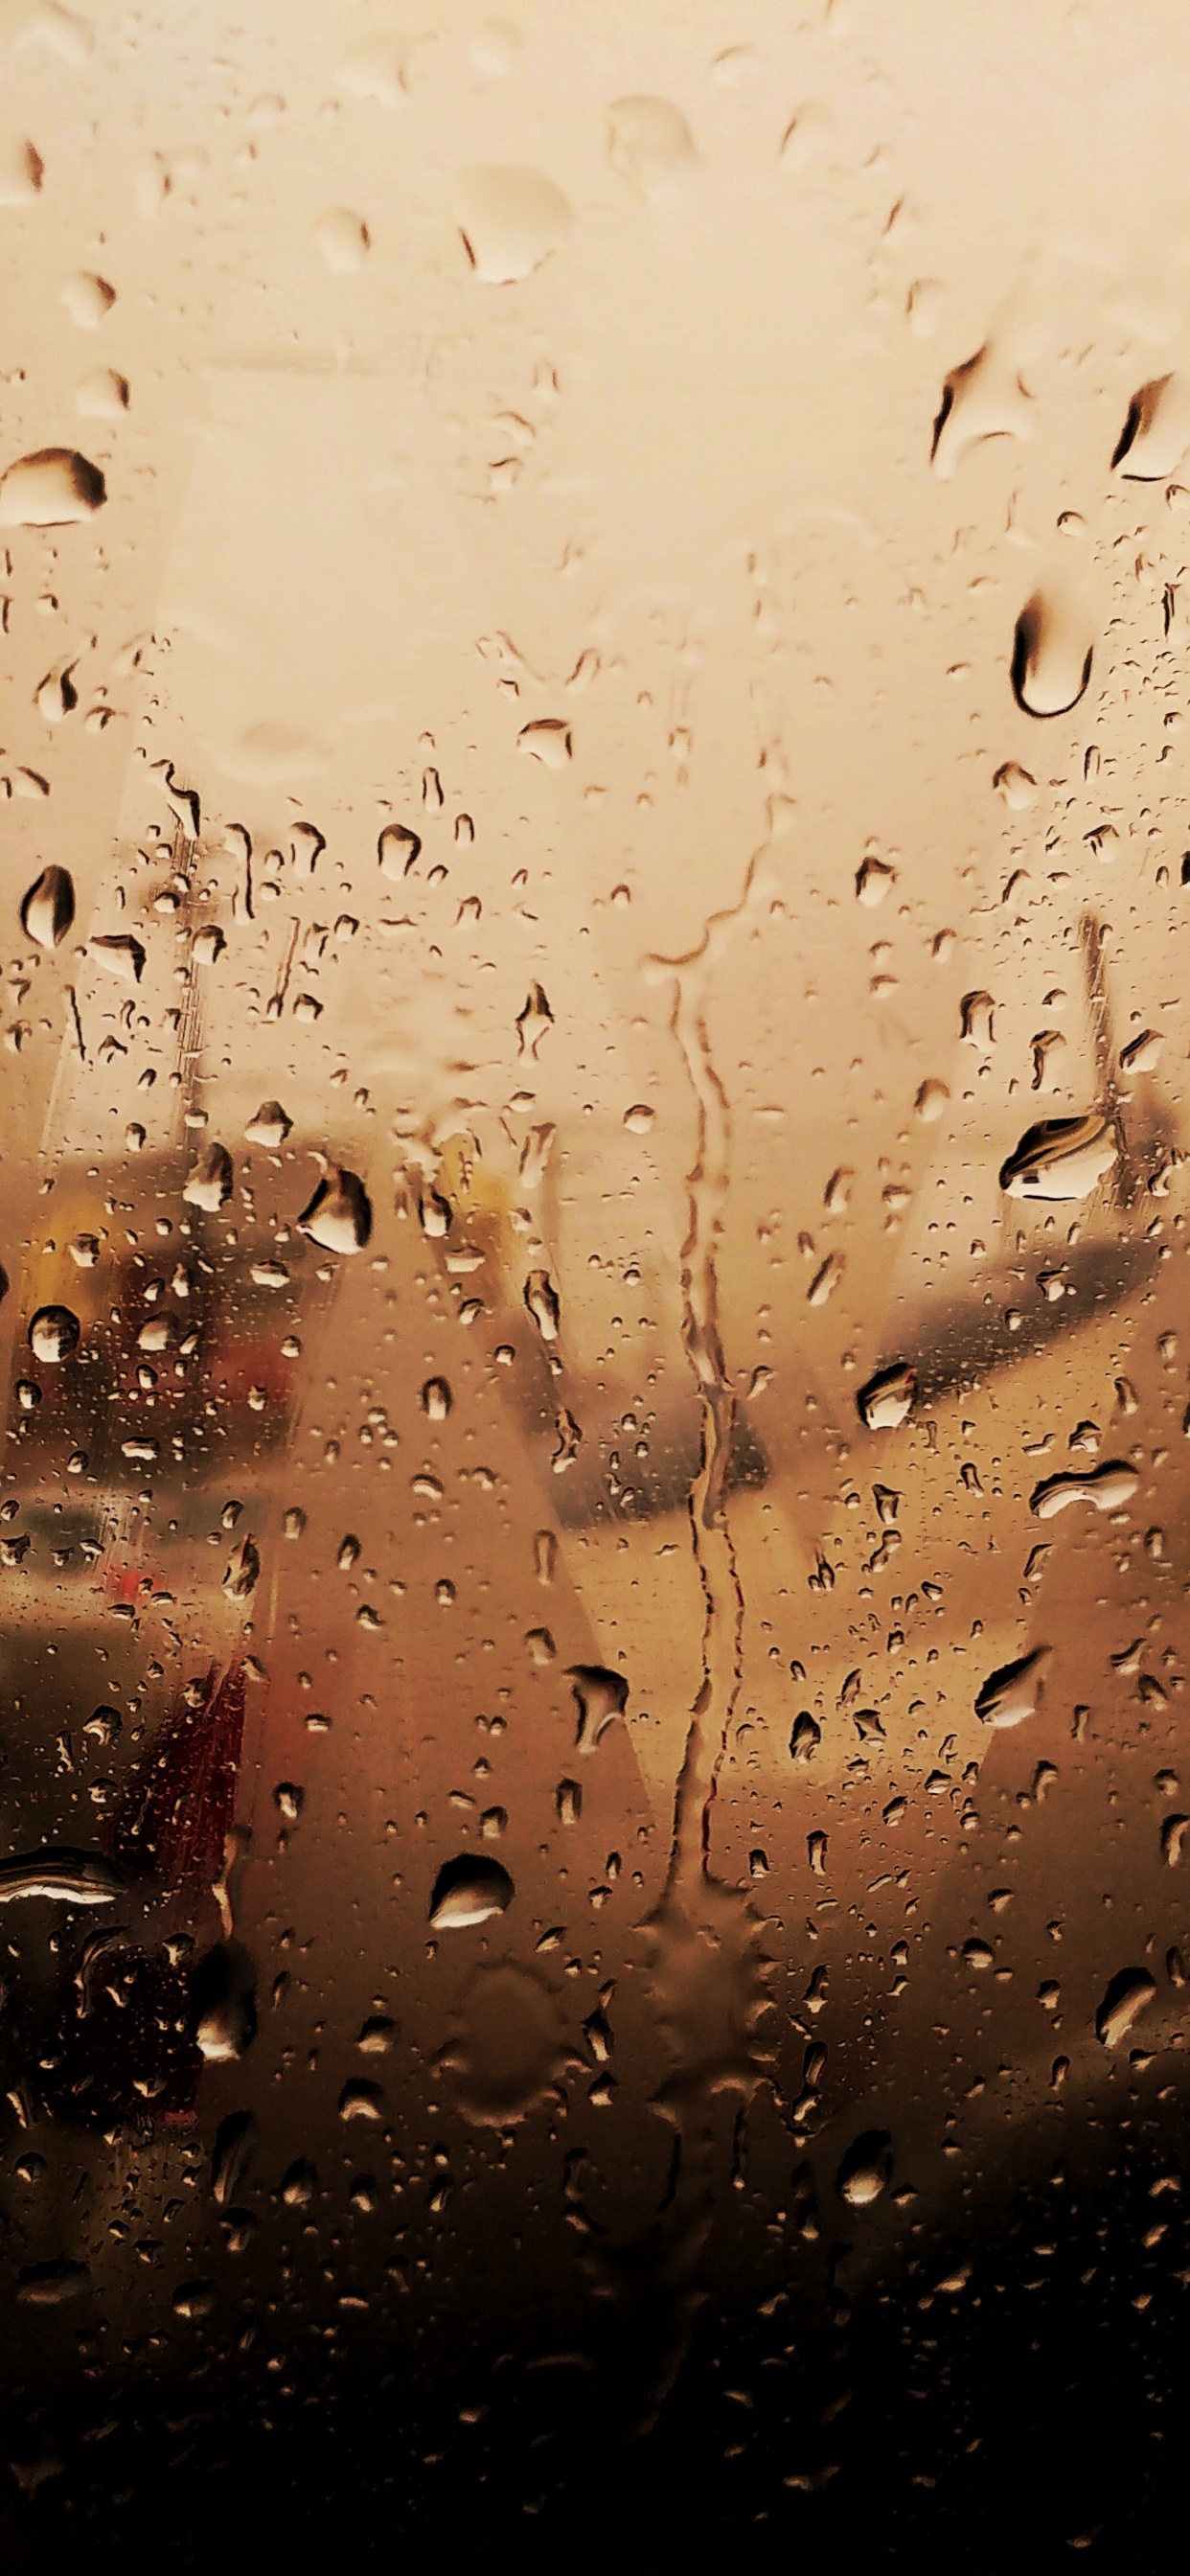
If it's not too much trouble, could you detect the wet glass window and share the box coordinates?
[0,4,1186,2563]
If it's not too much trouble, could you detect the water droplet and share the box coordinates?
[1094,1966,1156,2049]
[856,856,895,907]
[378,821,421,880]
[429,1854,515,1929]
[975,1644,1050,1729]
[524,1268,561,1341]
[20,863,73,948]
[1161,1814,1188,1868]
[857,1363,917,1431]
[1011,588,1094,718]
[281,2159,317,2206]
[339,2076,385,2123]
[60,269,115,328]
[16,2259,89,2307]
[192,1940,258,2061]
[1112,373,1190,479]
[315,207,370,270]
[29,1303,78,1363]
[606,96,698,200]
[568,1664,629,1754]
[0,446,104,525]
[183,1141,233,1211]
[0,1843,118,1902]
[1120,1029,1161,1076]
[994,759,1037,811]
[222,1535,260,1601]
[298,1165,372,1254]
[75,365,128,419]
[517,1121,556,1188]
[1030,1462,1138,1520]
[960,990,995,1047]
[999,1113,1116,1202]
[790,1712,820,1761]
[930,342,1033,477]
[0,136,43,204]
[515,981,553,1054]
[517,716,571,767]
[835,2129,891,2207]
[211,2109,257,2207]
[457,165,573,283]
[244,1099,292,1147]
[90,932,145,984]
[808,1252,845,1307]
[780,102,833,172]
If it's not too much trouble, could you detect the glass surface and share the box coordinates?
[0,3,1187,2559]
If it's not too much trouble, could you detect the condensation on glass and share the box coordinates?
[0,0,1186,2558]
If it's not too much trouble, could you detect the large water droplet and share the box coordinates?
[315,208,370,271]
[244,1099,291,1147]
[456,165,573,283]
[857,1362,916,1431]
[931,343,1033,477]
[999,1112,1116,1202]
[75,366,128,419]
[974,1644,1050,1729]
[0,1844,119,1902]
[298,1164,372,1254]
[0,447,105,525]
[1011,589,1094,718]
[429,1854,515,1930]
[60,269,116,328]
[1112,374,1190,480]
[378,821,421,879]
[1095,1966,1156,2049]
[29,1304,79,1363]
[90,932,145,984]
[0,136,42,205]
[836,2129,892,2207]
[606,97,698,200]
[192,1941,258,2062]
[1030,1462,1138,1520]
[20,864,73,948]
[183,1142,234,1211]
[567,1665,629,1754]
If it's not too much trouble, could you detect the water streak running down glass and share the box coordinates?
[0,3,1187,2562]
